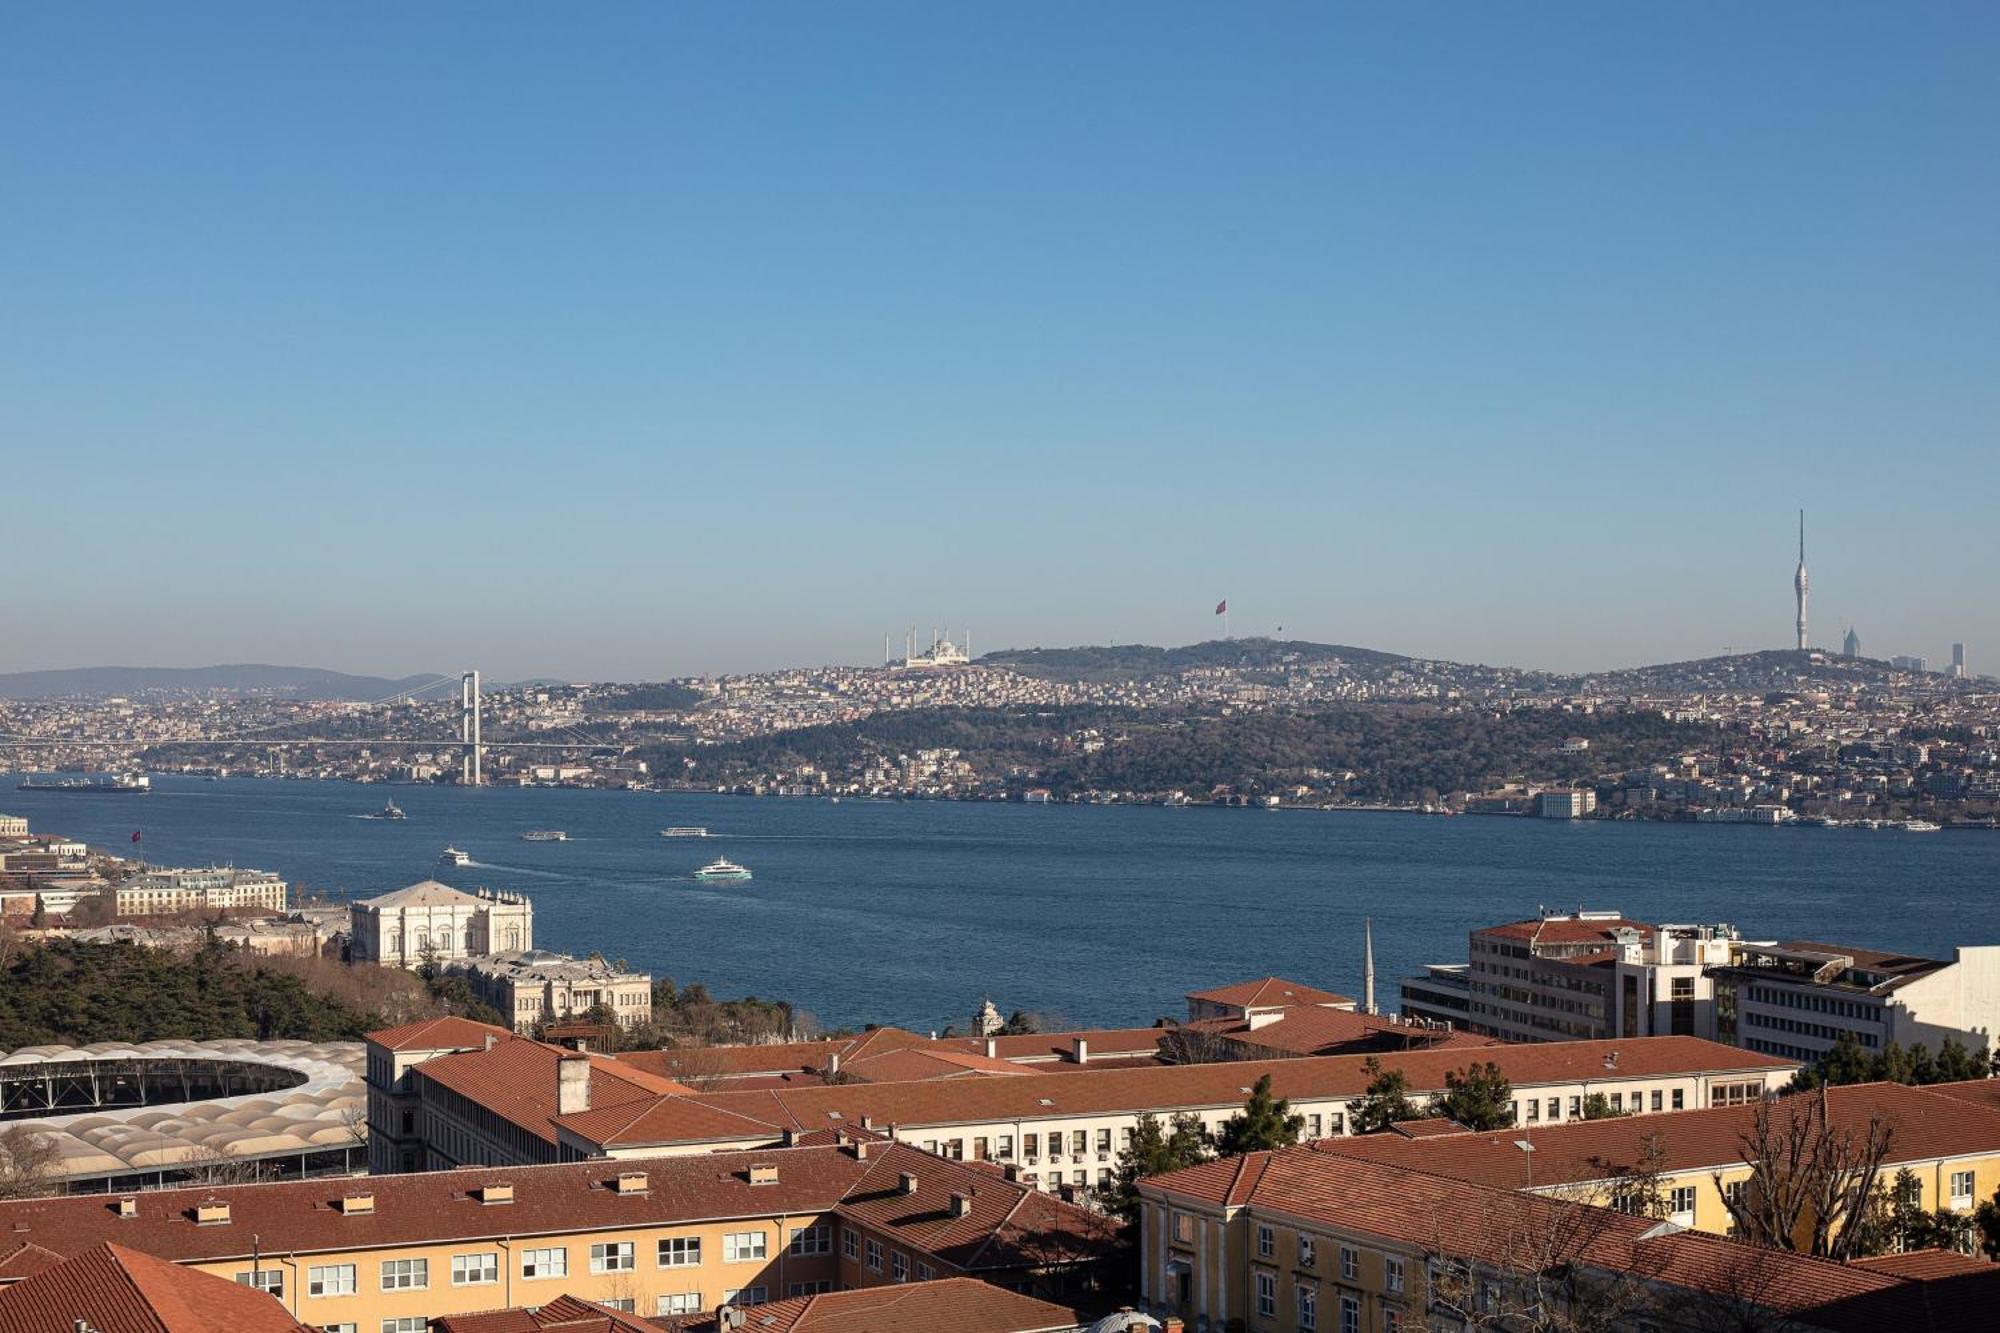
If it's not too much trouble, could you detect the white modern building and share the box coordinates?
[111,866,288,916]
[1712,941,2000,1063]
[349,880,533,968]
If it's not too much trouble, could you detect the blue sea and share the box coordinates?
[12,776,1997,1034]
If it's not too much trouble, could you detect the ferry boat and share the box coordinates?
[692,857,752,883]
[521,830,568,842]
[365,801,406,821]
[439,846,472,867]
[1901,820,1942,833]
[660,827,710,838]
[17,772,150,794]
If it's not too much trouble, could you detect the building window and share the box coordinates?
[723,1286,768,1306]
[997,1135,1014,1158]
[379,1259,427,1292]
[1671,1089,1684,1110]
[865,1237,883,1272]
[1670,1186,1697,1216]
[382,1320,426,1333]
[1952,1170,1975,1208]
[1298,1234,1316,1268]
[658,1293,702,1316]
[591,1242,635,1273]
[916,1261,935,1281]
[1340,1294,1360,1333]
[1255,1271,1276,1318]
[307,1264,356,1298]
[659,1237,702,1268]
[1024,1133,1039,1157]
[1096,1128,1113,1153]
[1256,1225,1274,1259]
[1385,1256,1405,1294]
[1651,1090,1663,1112]
[842,1227,859,1261]
[1072,1130,1088,1155]
[603,1299,636,1313]
[321,1325,357,1333]
[450,1253,498,1286]
[521,1248,567,1280]
[788,1224,831,1256]
[724,1230,768,1264]
[1172,1211,1197,1244]
[236,1270,283,1298]
[1298,1284,1317,1331]
[892,1251,909,1282]
[786,1281,834,1297]
[1340,1245,1358,1280]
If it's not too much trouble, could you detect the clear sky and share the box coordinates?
[4,3,1995,680]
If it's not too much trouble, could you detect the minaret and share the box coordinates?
[1362,917,1376,1016]
[1793,509,1809,651]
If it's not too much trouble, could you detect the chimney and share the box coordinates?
[828,1052,841,1079]
[114,1197,138,1218]
[1072,1036,1089,1065]
[949,1191,972,1217]
[484,1033,499,1051]
[859,1114,873,1130]
[984,1037,998,1058]
[557,1052,591,1115]
[853,1140,872,1160]
[898,1171,919,1195]
[781,1128,798,1147]
[1002,1163,1022,1182]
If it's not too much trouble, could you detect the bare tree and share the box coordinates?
[1710,1087,1893,1260]
[0,1126,61,1200]
[1591,1132,1670,1220]
[1422,1191,1668,1333]
[1155,1024,1246,1066]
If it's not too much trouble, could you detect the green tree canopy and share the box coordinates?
[1432,1061,1515,1132]
[1349,1057,1420,1134]
[1216,1074,1307,1155]
[1102,1112,1213,1224]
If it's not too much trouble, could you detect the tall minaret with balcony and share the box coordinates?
[1793,509,1809,651]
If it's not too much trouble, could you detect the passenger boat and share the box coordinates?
[1901,820,1942,833]
[693,857,752,883]
[366,801,407,821]
[439,846,472,866]
[661,827,710,838]
[521,830,568,842]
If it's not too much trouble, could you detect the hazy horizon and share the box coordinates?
[5,5,1995,681]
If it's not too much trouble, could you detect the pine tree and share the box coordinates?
[1216,1074,1307,1154]
[1349,1057,1419,1134]
[1102,1112,1213,1223]
[1432,1060,1514,1132]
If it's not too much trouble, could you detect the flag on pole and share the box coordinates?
[1214,599,1227,616]
[130,830,142,844]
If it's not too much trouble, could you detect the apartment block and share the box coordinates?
[1711,940,2000,1062]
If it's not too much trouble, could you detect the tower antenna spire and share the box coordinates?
[1793,509,1810,652]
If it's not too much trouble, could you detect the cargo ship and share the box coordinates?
[17,772,151,794]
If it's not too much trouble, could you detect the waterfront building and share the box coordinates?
[461,948,654,1032]
[110,865,287,916]
[1534,788,1596,819]
[0,813,26,839]
[1710,939,2000,1062]
[1400,912,1738,1044]
[350,879,533,968]
[0,1141,1120,1326]
[1136,1141,1995,1333]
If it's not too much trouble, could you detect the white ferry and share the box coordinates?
[521,830,568,842]
[1901,820,1942,833]
[365,801,406,821]
[439,846,472,866]
[692,857,752,883]
[661,827,710,838]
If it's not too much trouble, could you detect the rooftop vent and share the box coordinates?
[194,1201,231,1226]
[747,1164,779,1186]
[949,1191,972,1217]
[475,1184,514,1205]
[336,1193,375,1216]
[613,1171,649,1195]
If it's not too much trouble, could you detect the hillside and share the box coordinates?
[980,637,1409,683]
[0,664,448,700]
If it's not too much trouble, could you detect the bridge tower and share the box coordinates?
[460,670,483,786]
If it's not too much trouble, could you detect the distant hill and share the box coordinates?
[1574,648,1934,693]
[0,664,450,700]
[979,637,1410,682]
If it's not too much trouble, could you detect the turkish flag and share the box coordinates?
[130,831,142,843]
[1214,600,1227,615]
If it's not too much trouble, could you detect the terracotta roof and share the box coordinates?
[1205,1006,1498,1058]
[367,1015,514,1052]
[413,1035,689,1146]
[1920,1078,2000,1113]
[0,1149,871,1266]
[1850,1248,1994,1279]
[1186,977,1352,1009]
[1315,1082,2000,1191]
[612,1027,1164,1086]
[433,1293,660,1332]
[838,1047,1043,1083]
[564,1038,1791,1149]
[1477,917,1655,946]
[1386,1118,1472,1139]
[653,1277,1084,1332]
[1141,1147,1937,1331]
[0,1241,312,1332]
[0,1242,64,1280]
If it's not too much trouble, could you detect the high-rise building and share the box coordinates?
[1793,509,1809,650]
[1842,626,1861,658]
[1952,642,1967,678]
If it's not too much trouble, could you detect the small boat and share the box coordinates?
[661,827,710,838]
[693,857,752,883]
[366,801,407,821]
[439,846,472,866]
[1901,820,1942,833]
[521,830,568,842]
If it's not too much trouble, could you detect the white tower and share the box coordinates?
[1362,917,1376,1016]
[1793,510,1809,651]
[460,670,482,786]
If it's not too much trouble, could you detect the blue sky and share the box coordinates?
[3,3,1995,679]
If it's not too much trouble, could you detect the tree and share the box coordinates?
[1101,1112,1212,1224]
[1216,1074,1306,1155]
[0,1127,58,1200]
[1977,1184,2000,1260]
[1711,1087,1894,1260]
[998,1009,1040,1036]
[1580,1092,1627,1121]
[1421,1190,1669,1333]
[1432,1060,1515,1132]
[1594,1132,1670,1220]
[1349,1057,1419,1133]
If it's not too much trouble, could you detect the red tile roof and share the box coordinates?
[1187,977,1352,1009]
[433,1293,660,1332]
[367,1015,514,1052]
[1850,1249,1994,1279]
[1202,1006,1498,1058]
[412,1035,690,1146]
[0,1242,312,1333]
[653,1277,1083,1332]
[1477,917,1655,946]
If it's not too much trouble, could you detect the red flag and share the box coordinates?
[130,830,142,844]
[1214,599,1227,616]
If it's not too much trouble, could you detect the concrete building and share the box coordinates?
[1401,913,1739,1044]
[461,949,654,1032]
[0,813,27,839]
[111,865,287,916]
[1535,788,1597,819]
[350,879,532,968]
[1710,940,2000,1062]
